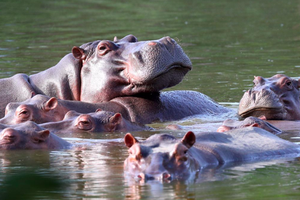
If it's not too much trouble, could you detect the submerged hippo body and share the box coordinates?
[41,110,150,134]
[239,74,300,120]
[124,127,300,182]
[0,121,71,150]
[0,35,192,117]
[1,91,232,125]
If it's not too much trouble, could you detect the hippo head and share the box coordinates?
[0,122,52,150]
[72,35,192,102]
[124,131,199,182]
[1,94,65,125]
[239,74,300,120]
[217,116,282,135]
[61,110,124,133]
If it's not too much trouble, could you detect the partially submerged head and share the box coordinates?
[124,131,199,182]
[72,35,192,102]
[217,116,282,135]
[0,121,69,150]
[52,109,126,133]
[1,94,66,125]
[239,74,300,120]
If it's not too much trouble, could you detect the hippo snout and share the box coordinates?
[137,171,172,182]
[239,88,285,119]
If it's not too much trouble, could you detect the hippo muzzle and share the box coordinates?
[124,36,192,88]
[239,88,286,119]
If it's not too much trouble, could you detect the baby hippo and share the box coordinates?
[217,116,282,135]
[41,109,151,134]
[0,94,129,125]
[0,121,71,150]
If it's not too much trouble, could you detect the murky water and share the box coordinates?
[1,0,300,199]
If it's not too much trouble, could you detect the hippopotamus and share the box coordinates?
[1,91,232,125]
[40,110,150,134]
[239,74,300,120]
[0,35,192,117]
[216,116,282,134]
[124,127,300,182]
[0,94,130,125]
[0,121,71,150]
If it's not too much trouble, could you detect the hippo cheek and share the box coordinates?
[80,63,128,102]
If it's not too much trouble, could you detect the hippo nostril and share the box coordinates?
[162,172,171,180]
[148,41,158,46]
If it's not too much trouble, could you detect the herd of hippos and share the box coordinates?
[1,35,300,182]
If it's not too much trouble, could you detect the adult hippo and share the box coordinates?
[124,127,300,182]
[0,121,71,150]
[0,35,192,117]
[40,110,151,135]
[239,74,300,120]
[1,92,232,125]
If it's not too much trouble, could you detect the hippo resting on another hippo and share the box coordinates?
[239,74,300,120]
[0,121,71,150]
[124,126,300,182]
[0,35,231,121]
[1,92,231,125]
[40,110,151,135]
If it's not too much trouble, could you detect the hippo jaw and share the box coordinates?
[239,89,287,120]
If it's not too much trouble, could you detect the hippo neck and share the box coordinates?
[47,132,71,149]
[29,54,82,101]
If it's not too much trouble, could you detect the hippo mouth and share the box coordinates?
[239,107,286,120]
[123,63,192,93]
[238,89,287,119]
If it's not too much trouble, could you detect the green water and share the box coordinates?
[1,0,300,199]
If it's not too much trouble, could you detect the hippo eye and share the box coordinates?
[32,138,43,144]
[98,41,118,56]
[17,108,30,121]
[77,120,92,130]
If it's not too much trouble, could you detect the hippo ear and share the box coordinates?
[181,131,196,148]
[72,46,86,60]
[44,97,58,111]
[105,113,122,132]
[95,108,102,112]
[30,91,36,98]
[33,130,50,142]
[124,133,139,148]
[113,36,118,42]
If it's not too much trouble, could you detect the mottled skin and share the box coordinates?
[0,35,192,117]
[239,74,300,120]
[1,91,232,125]
[124,128,300,182]
[217,116,282,134]
[40,110,150,134]
[0,121,71,150]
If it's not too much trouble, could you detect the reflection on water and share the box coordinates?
[1,0,300,199]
